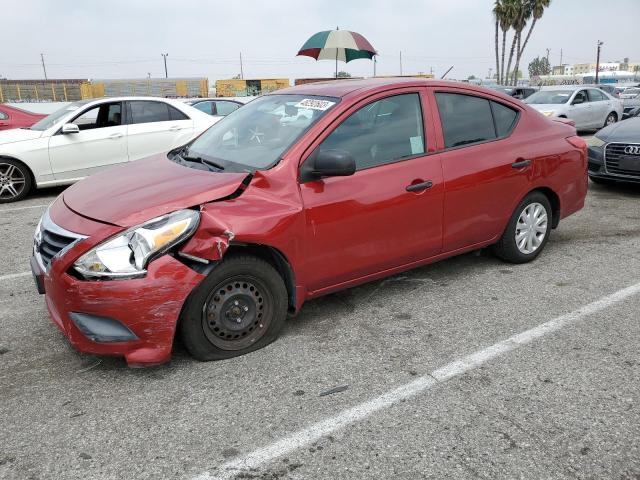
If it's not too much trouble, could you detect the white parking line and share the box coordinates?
[0,272,31,281]
[0,203,49,213]
[193,281,640,480]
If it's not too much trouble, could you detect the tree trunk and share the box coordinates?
[512,31,521,86]
[494,20,500,84]
[519,17,537,59]
[505,31,517,87]
[500,30,507,84]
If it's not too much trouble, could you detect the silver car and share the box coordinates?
[525,86,623,130]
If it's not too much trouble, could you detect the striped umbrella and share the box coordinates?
[297,28,377,77]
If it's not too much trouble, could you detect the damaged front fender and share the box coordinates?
[180,213,235,262]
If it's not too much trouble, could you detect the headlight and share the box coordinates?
[73,209,200,279]
[542,111,555,117]
[587,136,606,148]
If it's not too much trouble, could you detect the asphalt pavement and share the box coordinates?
[1,167,639,479]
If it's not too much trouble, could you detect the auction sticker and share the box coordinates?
[295,99,335,111]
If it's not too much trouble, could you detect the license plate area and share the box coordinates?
[618,155,640,172]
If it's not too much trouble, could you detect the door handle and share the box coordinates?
[406,180,433,192]
[109,133,123,139]
[511,159,531,169]
[169,125,182,131]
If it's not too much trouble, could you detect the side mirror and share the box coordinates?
[572,96,584,105]
[61,123,80,134]
[300,149,356,182]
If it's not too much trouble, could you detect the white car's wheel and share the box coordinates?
[604,112,617,128]
[0,159,32,203]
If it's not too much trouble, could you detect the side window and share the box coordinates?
[215,101,240,116]
[194,101,214,115]
[435,93,496,148]
[169,105,189,121]
[71,103,122,130]
[573,90,588,104]
[588,89,605,102]
[318,93,425,170]
[129,101,171,124]
[0,111,8,120]
[491,101,518,137]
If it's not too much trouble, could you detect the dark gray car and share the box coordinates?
[588,117,640,184]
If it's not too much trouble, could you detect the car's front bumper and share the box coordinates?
[588,145,640,184]
[32,199,206,367]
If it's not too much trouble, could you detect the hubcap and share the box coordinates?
[0,163,26,200]
[515,202,548,255]
[606,114,616,126]
[201,276,272,351]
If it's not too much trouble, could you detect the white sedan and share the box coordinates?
[525,86,623,131]
[0,97,219,202]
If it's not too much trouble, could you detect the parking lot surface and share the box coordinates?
[1,175,640,479]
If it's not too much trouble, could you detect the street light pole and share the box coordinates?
[595,40,603,84]
[161,53,169,79]
[40,53,48,80]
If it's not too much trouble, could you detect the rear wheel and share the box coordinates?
[493,192,552,264]
[0,159,31,203]
[180,255,288,361]
[604,112,617,128]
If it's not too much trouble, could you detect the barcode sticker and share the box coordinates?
[294,99,335,111]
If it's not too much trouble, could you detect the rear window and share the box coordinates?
[129,101,171,124]
[491,101,518,137]
[435,93,496,148]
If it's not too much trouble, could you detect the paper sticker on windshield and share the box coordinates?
[294,99,335,111]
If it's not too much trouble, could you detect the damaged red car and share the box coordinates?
[31,78,588,366]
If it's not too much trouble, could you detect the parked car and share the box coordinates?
[619,87,640,100]
[623,106,640,119]
[588,116,640,184]
[525,86,623,131]
[488,86,537,100]
[185,98,245,117]
[0,104,46,130]
[584,84,619,98]
[0,97,218,202]
[622,96,640,119]
[30,78,588,366]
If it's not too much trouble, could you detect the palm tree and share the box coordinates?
[517,0,552,74]
[510,1,532,85]
[504,0,526,86]
[496,0,516,84]
[493,1,501,84]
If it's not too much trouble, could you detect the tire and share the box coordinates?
[603,112,617,128]
[493,192,552,264]
[0,158,32,203]
[179,255,288,361]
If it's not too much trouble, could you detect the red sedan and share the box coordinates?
[0,104,46,130]
[30,78,587,366]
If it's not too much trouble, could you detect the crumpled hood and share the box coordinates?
[63,154,249,227]
[0,128,43,145]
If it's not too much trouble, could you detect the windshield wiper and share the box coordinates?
[181,154,225,171]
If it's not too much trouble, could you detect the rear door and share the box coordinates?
[431,89,530,251]
[48,101,128,180]
[299,89,444,292]
[125,100,194,161]
[568,89,592,129]
[587,89,608,127]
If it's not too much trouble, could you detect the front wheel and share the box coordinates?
[603,112,617,128]
[0,159,32,203]
[180,255,288,361]
[493,192,552,264]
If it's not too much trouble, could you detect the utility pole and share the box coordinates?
[545,48,551,66]
[559,48,563,66]
[430,66,434,76]
[239,52,244,80]
[161,53,169,78]
[373,55,377,77]
[40,53,48,80]
[488,67,492,79]
[399,51,403,76]
[595,40,603,84]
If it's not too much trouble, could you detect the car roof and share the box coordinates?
[274,78,499,99]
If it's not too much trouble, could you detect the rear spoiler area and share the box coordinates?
[552,117,576,127]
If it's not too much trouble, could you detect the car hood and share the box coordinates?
[596,117,640,143]
[63,154,250,227]
[0,128,43,145]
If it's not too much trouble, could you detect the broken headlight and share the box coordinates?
[73,209,200,279]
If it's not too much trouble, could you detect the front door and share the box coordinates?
[568,89,592,129]
[299,90,444,292]
[48,101,127,180]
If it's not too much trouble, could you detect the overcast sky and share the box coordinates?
[2,0,639,82]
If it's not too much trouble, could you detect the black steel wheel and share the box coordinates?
[180,255,288,361]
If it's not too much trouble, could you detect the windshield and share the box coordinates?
[181,94,339,171]
[29,101,90,131]
[525,90,573,105]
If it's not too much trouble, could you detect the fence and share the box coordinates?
[0,81,86,102]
